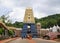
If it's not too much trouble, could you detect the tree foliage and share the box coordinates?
[0,14,60,28]
[0,15,9,23]
[0,27,4,35]
[35,14,60,28]
[13,21,23,28]
[8,30,14,36]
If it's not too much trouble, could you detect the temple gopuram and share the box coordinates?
[21,8,38,38]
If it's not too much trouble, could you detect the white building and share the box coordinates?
[49,25,60,32]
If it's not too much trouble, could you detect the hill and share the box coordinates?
[4,14,60,28]
[35,14,60,28]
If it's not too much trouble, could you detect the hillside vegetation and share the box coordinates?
[0,14,60,28]
[35,14,60,28]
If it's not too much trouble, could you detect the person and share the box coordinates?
[21,35,24,39]
[57,25,60,32]
[49,27,52,32]
[57,29,60,32]
[26,34,32,40]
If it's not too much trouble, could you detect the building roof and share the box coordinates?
[7,26,22,30]
[0,21,8,30]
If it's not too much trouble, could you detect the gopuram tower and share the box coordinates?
[21,8,38,38]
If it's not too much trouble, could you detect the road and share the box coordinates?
[7,38,60,43]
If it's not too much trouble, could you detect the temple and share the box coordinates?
[21,8,38,38]
[23,8,35,23]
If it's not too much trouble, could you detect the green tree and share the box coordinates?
[13,21,23,28]
[8,30,14,36]
[35,14,60,28]
[0,15,9,23]
[57,18,60,26]
[0,28,4,35]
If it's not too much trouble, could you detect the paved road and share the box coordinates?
[7,38,60,43]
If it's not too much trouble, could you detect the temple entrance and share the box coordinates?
[21,8,38,38]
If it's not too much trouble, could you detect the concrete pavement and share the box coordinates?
[0,37,19,43]
[33,38,60,43]
[7,38,28,43]
[6,38,60,43]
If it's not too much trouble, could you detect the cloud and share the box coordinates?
[9,7,25,23]
[0,0,60,22]
[0,0,15,8]
[0,6,12,16]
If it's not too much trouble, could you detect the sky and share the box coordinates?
[0,0,60,23]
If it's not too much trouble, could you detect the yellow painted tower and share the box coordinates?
[21,8,37,38]
[23,8,35,23]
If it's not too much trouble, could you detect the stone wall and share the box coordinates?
[40,29,49,37]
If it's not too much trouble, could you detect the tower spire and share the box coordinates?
[23,8,35,23]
